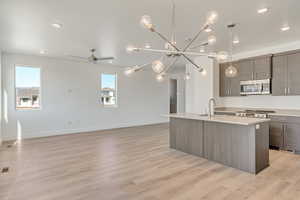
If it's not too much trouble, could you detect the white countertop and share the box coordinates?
[215,107,300,118]
[165,113,270,126]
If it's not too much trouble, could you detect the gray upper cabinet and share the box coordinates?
[219,62,240,97]
[238,56,271,81]
[229,62,241,96]
[272,51,300,96]
[219,49,300,97]
[287,52,300,95]
[238,59,254,81]
[220,63,231,97]
[272,55,288,96]
[230,76,241,96]
[219,56,272,97]
[254,56,271,80]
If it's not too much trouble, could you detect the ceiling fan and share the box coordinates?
[68,49,115,64]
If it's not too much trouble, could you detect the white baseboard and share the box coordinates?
[2,120,169,141]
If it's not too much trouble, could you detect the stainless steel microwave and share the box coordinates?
[240,79,271,95]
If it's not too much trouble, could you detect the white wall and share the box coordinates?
[2,53,169,141]
[219,40,300,109]
[186,57,214,114]
[0,51,2,145]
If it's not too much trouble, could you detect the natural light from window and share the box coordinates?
[15,66,41,110]
[101,73,117,106]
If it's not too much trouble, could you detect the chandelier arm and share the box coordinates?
[183,57,203,70]
[163,56,181,73]
[136,48,212,57]
[182,24,210,51]
[189,42,209,50]
[134,57,162,71]
[153,30,202,69]
[139,62,152,68]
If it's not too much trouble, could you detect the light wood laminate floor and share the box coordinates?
[1,123,300,200]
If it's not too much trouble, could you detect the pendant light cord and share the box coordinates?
[229,27,233,65]
[171,0,176,44]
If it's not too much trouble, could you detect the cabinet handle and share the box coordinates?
[288,88,290,94]
[284,88,287,95]
[282,124,285,150]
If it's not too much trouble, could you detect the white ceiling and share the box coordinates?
[0,0,299,68]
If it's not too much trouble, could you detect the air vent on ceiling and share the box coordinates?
[1,167,9,173]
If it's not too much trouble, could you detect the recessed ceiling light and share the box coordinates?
[233,38,240,44]
[40,50,47,54]
[145,43,151,49]
[281,25,290,32]
[199,46,205,53]
[257,7,269,14]
[204,27,213,33]
[52,23,62,29]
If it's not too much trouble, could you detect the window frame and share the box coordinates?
[100,72,118,108]
[14,65,42,111]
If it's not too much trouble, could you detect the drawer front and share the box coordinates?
[270,115,300,123]
[270,116,288,123]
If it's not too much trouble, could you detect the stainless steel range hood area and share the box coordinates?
[240,79,271,96]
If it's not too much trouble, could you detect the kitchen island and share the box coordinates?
[166,113,270,174]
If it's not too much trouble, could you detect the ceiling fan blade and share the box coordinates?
[97,57,115,61]
[66,55,88,60]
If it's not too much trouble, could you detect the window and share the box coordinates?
[15,66,41,110]
[101,73,117,106]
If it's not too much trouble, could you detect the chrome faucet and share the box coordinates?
[208,98,216,119]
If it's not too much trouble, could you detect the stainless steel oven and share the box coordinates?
[240,79,271,95]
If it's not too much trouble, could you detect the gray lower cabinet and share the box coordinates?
[170,118,203,156]
[170,117,269,174]
[204,122,251,170]
[203,121,269,174]
[284,123,300,153]
[269,122,284,149]
[269,116,300,153]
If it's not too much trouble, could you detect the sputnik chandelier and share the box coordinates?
[124,1,229,81]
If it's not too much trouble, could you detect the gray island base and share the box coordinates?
[167,113,270,174]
